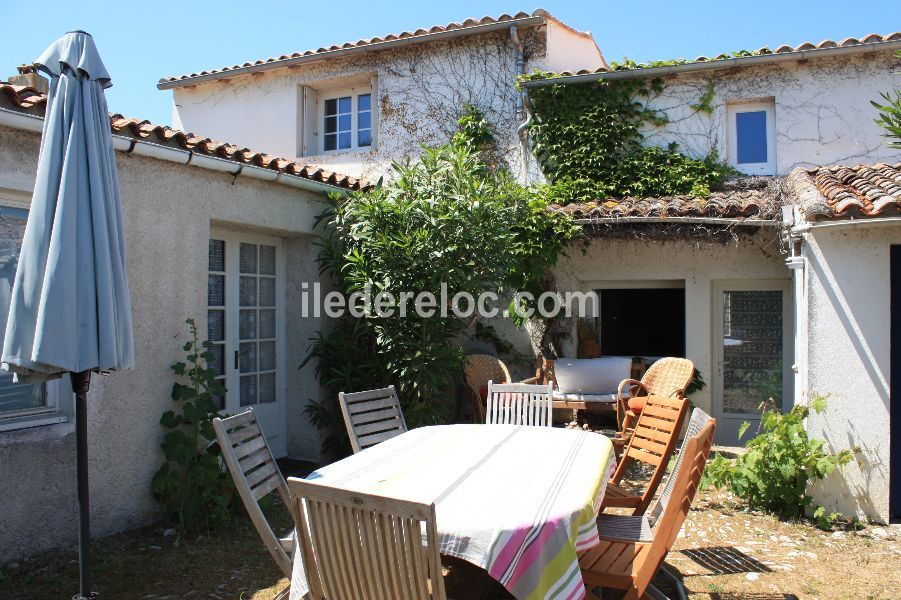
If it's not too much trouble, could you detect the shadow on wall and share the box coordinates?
[809,406,884,522]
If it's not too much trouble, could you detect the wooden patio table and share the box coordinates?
[289,423,615,600]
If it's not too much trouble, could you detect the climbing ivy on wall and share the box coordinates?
[520,68,735,203]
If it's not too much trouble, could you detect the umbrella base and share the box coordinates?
[73,594,100,600]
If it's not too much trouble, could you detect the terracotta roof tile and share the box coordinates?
[159,10,554,86]
[0,82,369,192]
[549,182,780,222]
[534,32,900,79]
[804,162,901,218]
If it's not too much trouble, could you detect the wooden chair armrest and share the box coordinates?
[667,387,686,398]
[617,379,645,399]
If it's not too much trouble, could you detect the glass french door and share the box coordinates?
[712,281,792,446]
[208,230,287,458]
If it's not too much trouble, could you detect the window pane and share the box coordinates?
[358,93,371,111]
[208,239,225,271]
[338,96,351,114]
[259,373,276,403]
[324,115,337,134]
[259,277,276,307]
[338,132,352,149]
[358,111,371,130]
[208,274,225,306]
[736,111,768,164]
[338,113,351,132]
[239,342,257,373]
[259,245,276,275]
[239,243,257,274]
[259,341,276,371]
[324,98,337,116]
[207,309,225,341]
[259,309,276,339]
[239,276,257,306]
[239,309,257,340]
[0,205,48,414]
[359,129,372,147]
[324,134,337,151]
[209,343,225,376]
[240,375,258,406]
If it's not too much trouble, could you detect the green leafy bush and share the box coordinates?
[873,90,901,149]
[703,395,854,520]
[152,319,234,534]
[305,115,579,454]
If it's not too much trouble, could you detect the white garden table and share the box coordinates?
[290,423,615,600]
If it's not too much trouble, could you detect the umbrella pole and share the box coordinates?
[71,370,96,600]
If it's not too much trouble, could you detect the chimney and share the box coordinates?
[9,64,49,94]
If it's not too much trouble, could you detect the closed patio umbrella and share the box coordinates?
[2,31,134,600]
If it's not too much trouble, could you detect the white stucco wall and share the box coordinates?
[637,51,901,174]
[800,224,900,524]
[548,229,790,427]
[0,123,330,560]
[171,25,600,183]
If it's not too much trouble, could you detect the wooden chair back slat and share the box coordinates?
[290,478,447,600]
[213,409,295,578]
[486,381,553,427]
[610,395,689,515]
[339,385,407,454]
[633,420,716,595]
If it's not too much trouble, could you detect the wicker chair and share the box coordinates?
[616,357,694,438]
[464,354,538,422]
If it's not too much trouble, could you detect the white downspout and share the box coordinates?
[509,25,531,183]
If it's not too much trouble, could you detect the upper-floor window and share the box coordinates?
[0,198,67,431]
[321,91,373,153]
[727,100,776,175]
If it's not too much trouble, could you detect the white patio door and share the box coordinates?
[712,281,792,446]
[208,230,287,458]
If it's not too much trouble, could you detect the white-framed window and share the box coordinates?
[0,194,67,432]
[727,100,776,175]
[321,91,373,153]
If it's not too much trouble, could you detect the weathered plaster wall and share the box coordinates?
[172,28,550,183]
[548,230,789,429]
[638,51,901,174]
[801,225,899,524]
[0,124,329,560]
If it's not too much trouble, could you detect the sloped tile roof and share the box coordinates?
[792,162,901,219]
[0,82,368,191]
[551,186,779,223]
[526,32,901,79]
[159,10,559,88]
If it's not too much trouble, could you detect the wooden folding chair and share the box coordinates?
[213,409,296,578]
[338,385,407,453]
[602,395,689,515]
[580,419,716,600]
[288,478,447,600]
[485,381,554,427]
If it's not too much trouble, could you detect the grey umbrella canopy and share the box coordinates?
[2,31,133,382]
[1,31,134,599]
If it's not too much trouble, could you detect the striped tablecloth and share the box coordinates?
[290,424,615,600]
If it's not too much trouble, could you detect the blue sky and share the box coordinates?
[1,1,899,128]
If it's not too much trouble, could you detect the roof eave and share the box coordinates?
[521,39,901,88]
[158,15,546,90]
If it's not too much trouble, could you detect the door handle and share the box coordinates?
[234,350,239,370]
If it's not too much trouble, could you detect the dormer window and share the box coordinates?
[322,91,373,152]
[727,99,776,175]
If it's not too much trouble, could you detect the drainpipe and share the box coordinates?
[509,25,531,181]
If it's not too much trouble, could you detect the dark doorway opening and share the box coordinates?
[891,246,900,520]
[599,288,686,357]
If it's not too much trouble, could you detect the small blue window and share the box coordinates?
[736,111,768,164]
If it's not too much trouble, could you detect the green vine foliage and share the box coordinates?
[151,318,234,534]
[304,107,579,457]
[521,69,735,203]
[703,395,855,522]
